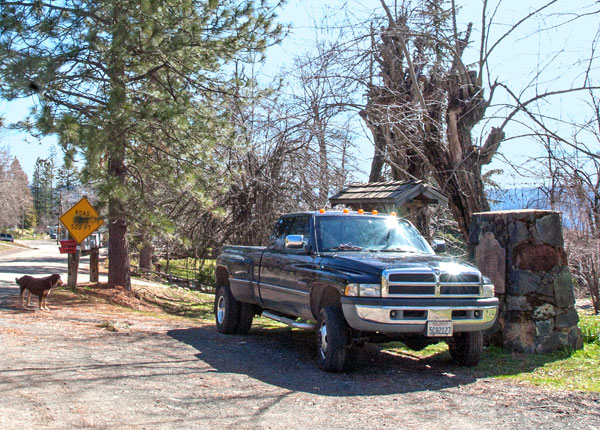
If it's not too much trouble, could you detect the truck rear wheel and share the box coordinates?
[448,331,483,366]
[316,306,348,372]
[237,302,255,334]
[215,286,241,334]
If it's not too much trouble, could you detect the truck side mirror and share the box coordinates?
[432,239,446,254]
[285,234,305,249]
[285,235,312,254]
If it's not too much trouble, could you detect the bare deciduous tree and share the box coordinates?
[302,0,600,242]
[0,148,33,229]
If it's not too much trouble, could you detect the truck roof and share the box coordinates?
[283,210,399,218]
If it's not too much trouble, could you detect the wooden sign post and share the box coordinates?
[90,248,99,282]
[67,240,81,289]
[59,197,104,289]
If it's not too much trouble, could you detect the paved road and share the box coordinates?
[1,246,599,429]
[0,240,107,308]
[0,239,106,284]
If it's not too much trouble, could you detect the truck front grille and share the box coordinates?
[388,285,436,295]
[439,273,480,283]
[388,273,436,283]
[440,285,481,295]
[383,269,482,298]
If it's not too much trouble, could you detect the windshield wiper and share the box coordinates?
[325,243,363,251]
[379,246,419,253]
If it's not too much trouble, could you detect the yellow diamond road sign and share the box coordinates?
[59,197,104,244]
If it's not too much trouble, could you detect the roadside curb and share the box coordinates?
[0,246,29,256]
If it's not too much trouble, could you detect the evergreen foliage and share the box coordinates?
[0,0,283,287]
[31,150,82,229]
[0,148,33,228]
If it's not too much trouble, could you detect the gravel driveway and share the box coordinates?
[1,246,599,429]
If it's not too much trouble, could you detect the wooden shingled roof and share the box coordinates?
[329,180,448,209]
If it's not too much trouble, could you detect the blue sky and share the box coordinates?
[2,0,598,188]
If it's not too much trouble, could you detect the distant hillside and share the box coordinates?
[487,188,549,211]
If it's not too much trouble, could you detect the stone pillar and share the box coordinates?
[470,210,582,353]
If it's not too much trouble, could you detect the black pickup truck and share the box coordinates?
[214,210,499,371]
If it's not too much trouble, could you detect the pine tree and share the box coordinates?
[31,159,44,223]
[3,157,33,229]
[0,1,282,287]
[31,157,56,226]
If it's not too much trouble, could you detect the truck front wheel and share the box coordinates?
[448,331,483,366]
[316,306,349,372]
[215,286,241,334]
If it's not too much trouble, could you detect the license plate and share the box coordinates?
[427,321,453,337]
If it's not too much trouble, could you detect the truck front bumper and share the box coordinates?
[341,297,499,334]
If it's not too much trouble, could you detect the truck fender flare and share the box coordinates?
[215,265,230,288]
[310,281,343,320]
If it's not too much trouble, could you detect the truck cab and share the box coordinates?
[215,210,499,371]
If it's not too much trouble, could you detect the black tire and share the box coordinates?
[316,306,349,372]
[448,331,483,366]
[237,302,255,335]
[214,285,240,334]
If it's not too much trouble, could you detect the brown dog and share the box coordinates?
[15,274,63,311]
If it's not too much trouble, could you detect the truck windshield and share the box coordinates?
[316,216,433,254]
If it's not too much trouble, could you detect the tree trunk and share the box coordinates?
[359,5,506,244]
[165,240,170,275]
[108,192,131,288]
[439,166,489,243]
[107,5,131,289]
[368,130,387,182]
[315,116,329,207]
[139,236,153,270]
[360,107,387,183]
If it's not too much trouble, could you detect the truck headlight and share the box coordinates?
[482,283,495,297]
[345,283,381,297]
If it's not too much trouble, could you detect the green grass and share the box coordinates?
[157,258,216,284]
[382,312,600,392]
[497,344,600,392]
[384,340,450,358]
[134,286,216,319]
[468,343,599,390]
[580,314,600,344]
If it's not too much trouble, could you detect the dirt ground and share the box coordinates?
[1,284,599,430]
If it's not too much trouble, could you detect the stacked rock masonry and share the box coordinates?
[470,210,583,353]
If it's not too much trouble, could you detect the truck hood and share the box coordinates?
[318,252,480,279]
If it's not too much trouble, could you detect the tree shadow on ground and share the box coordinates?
[168,325,478,396]
[0,255,69,276]
[0,285,98,313]
[135,292,214,320]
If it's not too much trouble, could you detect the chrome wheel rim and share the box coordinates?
[217,295,225,324]
[319,322,328,359]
